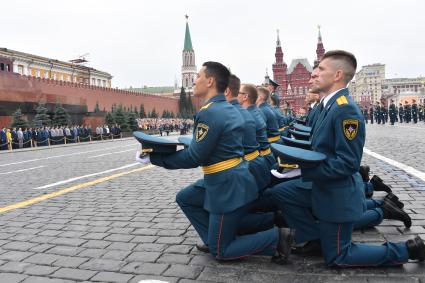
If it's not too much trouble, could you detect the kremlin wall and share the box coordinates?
[0,71,179,127]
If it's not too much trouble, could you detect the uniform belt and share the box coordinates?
[202,157,242,174]
[268,135,281,142]
[279,126,288,131]
[244,150,259,161]
[259,148,271,156]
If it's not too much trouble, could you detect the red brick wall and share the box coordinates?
[0,72,179,116]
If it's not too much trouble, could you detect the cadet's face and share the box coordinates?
[237,87,247,104]
[267,84,274,93]
[315,58,336,93]
[309,68,320,93]
[193,67,210,97]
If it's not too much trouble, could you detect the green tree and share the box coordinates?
[179,87,187,117]
[105,112,115,125]
[34,102,51,127]
[162,110,168,118]
[150,108,158,118]
[113,105,129,131]
[127,111,139,131]
[94,101,100,112]
[187,93,195,117]
[53,103,70,126]
[139,103,146,118]
[11,108,28,129]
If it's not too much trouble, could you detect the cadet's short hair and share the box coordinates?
[322,50,357,84]
[242,84,258,104]
[228,74,241,97]
[257,87,270,101]
[202,61,231,93]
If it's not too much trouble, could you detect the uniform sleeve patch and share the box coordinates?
[343,119,359,140]
[196,123,209,142]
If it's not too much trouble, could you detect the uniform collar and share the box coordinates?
[229,99,240,106]
[323,88,349,109]
[247,105,257,110]
[206,94,226,104]
[258,102,268,108]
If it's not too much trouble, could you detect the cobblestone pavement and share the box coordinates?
[0,126,424,283]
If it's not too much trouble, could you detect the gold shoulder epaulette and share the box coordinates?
[336,96,348,106]
[200,102,214,110]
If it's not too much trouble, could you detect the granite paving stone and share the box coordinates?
[0,131,424,282]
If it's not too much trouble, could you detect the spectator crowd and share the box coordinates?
[0,124,123,151]
[0,118,194,151]
[137,118,194,135]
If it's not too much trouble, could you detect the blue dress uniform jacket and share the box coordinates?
[306,103,320,128]
[229,100,258,155]
[258,103,281,143]
[150,94,258,214]
[247,105,276,168]
[302,88,366,223]
[270,106,286,128]
[230,100,270,192]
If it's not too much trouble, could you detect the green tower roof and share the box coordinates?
[184,21,193,51]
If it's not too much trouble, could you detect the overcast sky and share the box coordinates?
[1,0,424,88]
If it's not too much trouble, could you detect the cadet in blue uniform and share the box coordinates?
[239,84,276,171]
[267,78,280,107]
[142,62,291,263]
[256,87,282,145]
[266,51,425,266]
[225,75,270,192]
[270,95,289,136]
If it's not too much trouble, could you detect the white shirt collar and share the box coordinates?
[310,102,317,108]
[323,88,346,108]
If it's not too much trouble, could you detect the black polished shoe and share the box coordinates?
[407,236,425,261]
[274,227,294,263]
[196,243,210,253]
[381,198,411,228]
[292,239,322,256]
[359,165,370,182]
[274,211,288,228]
[370,175,392,193]
[384,192,404,209]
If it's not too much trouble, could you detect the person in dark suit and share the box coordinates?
[389,99,397,125]
[369,104,374,124]
[412,99,418,124]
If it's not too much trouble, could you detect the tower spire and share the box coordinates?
[183,15,193,51]
[315,25,325,64]
[318,25,322,43]
[276,29,281,47]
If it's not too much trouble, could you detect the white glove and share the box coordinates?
[271,168,301,179]
[135,150,151,165]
